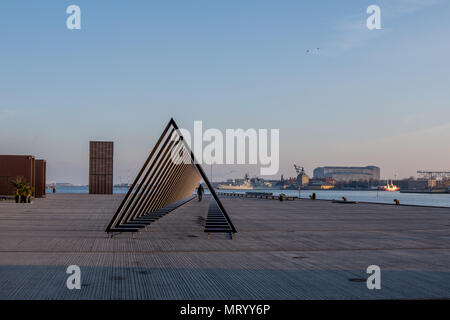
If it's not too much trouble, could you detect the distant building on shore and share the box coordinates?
[313,166,380,182]
[296,169,309,187]
[89,141,113,194]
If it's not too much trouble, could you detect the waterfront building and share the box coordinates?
[297,170,309,187]
[308,178,335,190]
[407,179,436,190]
[313,166,380,182]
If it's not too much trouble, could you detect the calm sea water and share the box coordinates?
[51,186,450,208]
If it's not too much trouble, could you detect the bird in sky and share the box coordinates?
[306,48,321,54]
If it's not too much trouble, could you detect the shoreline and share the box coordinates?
[218,192,450,210]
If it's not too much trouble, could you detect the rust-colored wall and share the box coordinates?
[89,141,113,194]
[0,155,36,196]
[35,160,46,198]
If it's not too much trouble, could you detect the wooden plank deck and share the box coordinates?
[0,194,449,299]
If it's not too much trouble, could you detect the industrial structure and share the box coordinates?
[89,141,114,194]
[294,164,309,187]
[313,166,380,182]
[417,170,450,180]
[399,170,450,193]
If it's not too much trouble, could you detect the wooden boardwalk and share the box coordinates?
[0,194,449,299]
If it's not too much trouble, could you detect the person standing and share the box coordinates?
[197,184,204,202]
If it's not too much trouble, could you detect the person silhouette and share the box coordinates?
[197,184,204,202]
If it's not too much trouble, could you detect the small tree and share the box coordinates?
[10,177,32,203]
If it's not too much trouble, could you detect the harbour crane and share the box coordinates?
[294,164,305,176]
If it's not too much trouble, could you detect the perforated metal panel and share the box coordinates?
[89,141,113,194]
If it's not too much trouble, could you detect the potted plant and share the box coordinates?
[10,177,33,204]
[20,184,32,203]
[27,186,34,204]
[14,190,20,203]
[24,185,33,203]
[11,177,24,203]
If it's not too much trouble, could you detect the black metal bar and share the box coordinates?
[170,119,237,234]
[118,130,176,225]
[140,144,189,214]
[105,121,172,232]
[106,118,237,235]
[126,138,179,221]
[136,131,186,215]
[146,160,189,213]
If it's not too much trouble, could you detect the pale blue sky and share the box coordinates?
[1,0,449,184]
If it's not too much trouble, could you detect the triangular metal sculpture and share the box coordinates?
[106,118,237,237]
